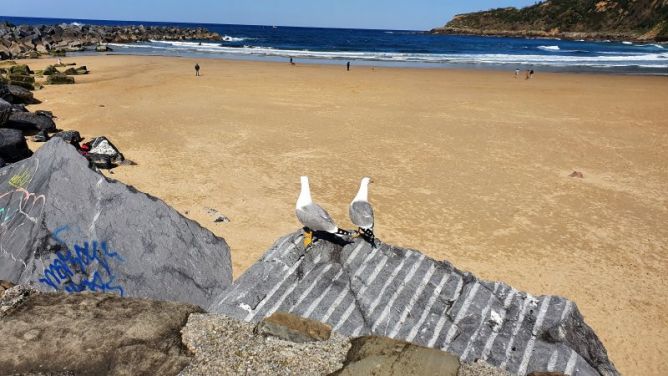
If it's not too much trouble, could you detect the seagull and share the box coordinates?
[349,177,375,245]
[296,176,349,248]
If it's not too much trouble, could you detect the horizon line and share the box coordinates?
[0,14,426,33]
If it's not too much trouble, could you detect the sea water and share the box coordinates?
[3,16,667,75]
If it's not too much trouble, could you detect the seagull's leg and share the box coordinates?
[352,228,362,238]
[303,227,313,248]
[362,228,376,248]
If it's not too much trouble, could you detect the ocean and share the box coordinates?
[3,16,668,75]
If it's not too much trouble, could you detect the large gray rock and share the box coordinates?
[211,232,619,376]
[0,139,233,308]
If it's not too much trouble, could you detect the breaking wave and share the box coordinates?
[538,45,560,52]
[108,40,668,69]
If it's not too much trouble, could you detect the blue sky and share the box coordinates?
[3,0,536,30]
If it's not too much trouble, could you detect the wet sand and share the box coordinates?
[23,55,668,375]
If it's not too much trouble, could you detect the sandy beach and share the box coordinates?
[20,55,668,375]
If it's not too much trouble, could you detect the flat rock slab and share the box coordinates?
[255,311,332,343]
[332,336,461,376]
[0,139,233,308]
[0,292,203,376]
[211,232,619,376]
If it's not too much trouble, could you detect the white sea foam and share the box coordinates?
[107,41,668,69]
[222,35,249,42]
[622,41,633,45]
[538,45,561,52]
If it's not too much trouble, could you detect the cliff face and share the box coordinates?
[432,0,668,41]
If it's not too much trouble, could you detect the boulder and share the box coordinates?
[96,44,112,52]
[211,233,619,376]
[83,136,125,169]
[0,98,11,125]
[7,73,35,84]
[0,128,32,163]
[42,65,58,76]
[0,291,202,375]
[7,64,32,75]
[6,80,34,91]
[0,280,15,296]
[5,111,57,132]
[45,72,74,85]
[331,336,461,376]
[10,104,28,113]
[254,312,332,343]
[2,84,36,104]
[52,130,82,144]
[0,139,233,308]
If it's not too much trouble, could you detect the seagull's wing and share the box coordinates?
[296,203,338,233]
[349,200,374,229]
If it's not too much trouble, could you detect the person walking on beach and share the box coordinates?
[290,57,295,66]
[195,63,200,77]
[529,69,535,79]
[515,68,520,78]
[347,62,351,71]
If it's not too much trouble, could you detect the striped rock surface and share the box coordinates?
[211,231,619,376]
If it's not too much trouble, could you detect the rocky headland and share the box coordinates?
[431,0,668,42]
[0,22,221,60]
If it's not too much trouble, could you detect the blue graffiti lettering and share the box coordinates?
[38,226,125,296]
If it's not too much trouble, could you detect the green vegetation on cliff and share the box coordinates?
[433,0,668,41]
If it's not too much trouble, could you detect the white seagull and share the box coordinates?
[349,177,375,244]
[296,176,349,248]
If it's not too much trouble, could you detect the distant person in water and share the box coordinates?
[195,63,200,77]
[347,62,350,71]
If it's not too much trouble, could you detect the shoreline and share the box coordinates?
[52,51,668,77]
[18,54,668,376]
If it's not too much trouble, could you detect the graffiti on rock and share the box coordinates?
[38,226,125,296]
[0,159,45,262]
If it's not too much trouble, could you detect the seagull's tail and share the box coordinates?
[336,228,351,236]
[360,228,376,248]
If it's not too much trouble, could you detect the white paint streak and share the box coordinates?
[518,296,553,375]
[262,254,324,318]
[481,288,517,361]
[243,237,304,322]
[547,350,559,372]
[389,263,437,338]
[372,256,426,335]
[327,252,390,328]
[406,270,450,342]
[500,296,533,369]
[290,264,333,313]
[441,281,482,351]
[303,269,343,318]
[565,349,578,375]
[366,254,414,317]
[427,276,463,348]
[319,245,374,323]
[461,283,499,360]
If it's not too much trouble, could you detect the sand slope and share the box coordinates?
[23,55,668,375]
